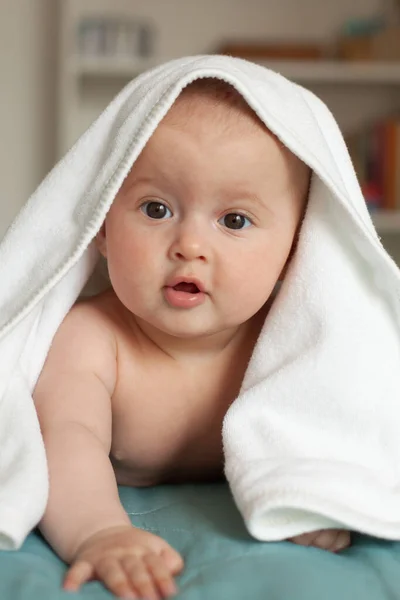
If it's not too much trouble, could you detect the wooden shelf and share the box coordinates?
[371,211,400,234]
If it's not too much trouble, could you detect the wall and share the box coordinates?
[0,0,57,237]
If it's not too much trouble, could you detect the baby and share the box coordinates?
[33,78,350,600]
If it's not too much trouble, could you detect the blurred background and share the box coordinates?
[1,0,400,260]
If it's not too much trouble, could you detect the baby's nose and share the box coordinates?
[169,226,208,262]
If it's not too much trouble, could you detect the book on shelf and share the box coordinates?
[346,115,400,212]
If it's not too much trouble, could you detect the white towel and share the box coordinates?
[1,55,400,551]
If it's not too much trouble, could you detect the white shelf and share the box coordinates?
[259,60,400,84]
[70,57,400,85]
[70,55,157,77]
[371,211,400,234]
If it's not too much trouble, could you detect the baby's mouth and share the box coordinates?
[163,279,206,308]
[172,282,200,294]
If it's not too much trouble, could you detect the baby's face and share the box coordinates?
[98,94,309,339]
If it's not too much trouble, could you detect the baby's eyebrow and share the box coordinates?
[222,190,269,211]
[122,174,166,197]
[126,174,157,188]
[240,195,266,208]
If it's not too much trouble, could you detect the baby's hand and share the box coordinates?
[63,525,184,599]
[289,528,351,553]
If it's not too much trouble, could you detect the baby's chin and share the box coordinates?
[144,318,232,340]
[134,311,247,344]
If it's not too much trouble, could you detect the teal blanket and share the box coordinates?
[1,483,399,599]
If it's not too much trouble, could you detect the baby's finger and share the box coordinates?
[313,530,339,550]
[121,555,160,600]
[96,557,138,599]
[161,547,184,575]
[143,553,178,597]
[289,533,315,546]
[332,530,351,553]
[63,560,94,591]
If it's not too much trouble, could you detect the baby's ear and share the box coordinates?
[95,222,107,257]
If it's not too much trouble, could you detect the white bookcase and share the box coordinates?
[57,0,400,236]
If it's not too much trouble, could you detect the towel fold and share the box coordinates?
[1,55,400,550]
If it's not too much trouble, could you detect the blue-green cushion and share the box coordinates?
[1,483,400,599]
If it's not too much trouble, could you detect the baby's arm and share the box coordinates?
[33,304,182,599]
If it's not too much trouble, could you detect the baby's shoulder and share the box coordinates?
[61,291,117,345]
[43,290,120,393]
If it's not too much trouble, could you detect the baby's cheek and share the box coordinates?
[219,259,275,320]
[232,249,279,293]
[111,232,150,267]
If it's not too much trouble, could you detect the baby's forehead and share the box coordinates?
[162,78,267,134]
[116,78,310,199]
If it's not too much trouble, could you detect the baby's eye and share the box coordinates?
[219,213,252,230]
[140,201,172,220]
